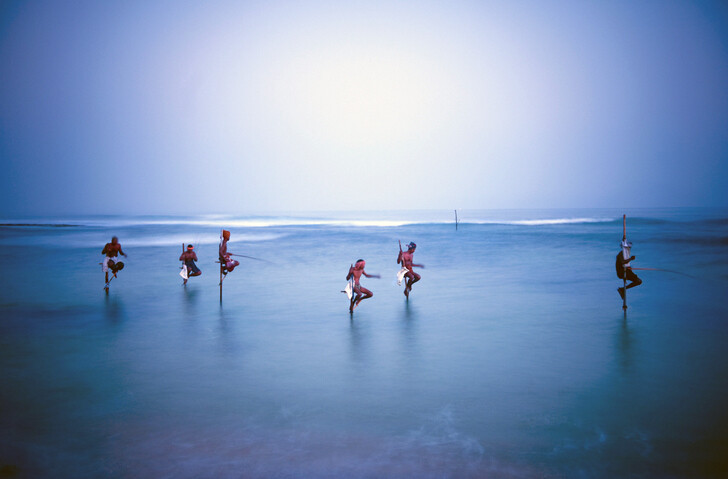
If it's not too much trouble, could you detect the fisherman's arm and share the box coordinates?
[412,263,425,268]
[363,271,381,279]
[346,265,353,280]
[119,247,127,257]
[179,253,185,261]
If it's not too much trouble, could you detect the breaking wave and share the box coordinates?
[467,218,614,226]
[4,213,726,229]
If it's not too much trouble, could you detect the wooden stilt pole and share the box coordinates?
[455,210,458,230]
[219,231,224,303]
[622,214,628,312]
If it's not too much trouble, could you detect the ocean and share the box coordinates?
[1,208,727,478]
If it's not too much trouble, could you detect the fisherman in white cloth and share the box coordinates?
[397,241,424,299]
[616,237,642,300]
[346,259,380,312]
[101,236,127,278]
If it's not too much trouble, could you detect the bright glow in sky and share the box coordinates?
[1,0,727,215]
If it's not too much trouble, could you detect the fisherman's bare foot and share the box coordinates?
[404,287,409,299]
[618,287,625,300]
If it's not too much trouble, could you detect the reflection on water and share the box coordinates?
[216,304,238,356]
[617,315,634,377]
[183,285,200,316]
[400,301,419,359]
[349,315,368,366]
[103,294,124,323]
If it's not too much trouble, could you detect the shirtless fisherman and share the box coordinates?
[101,236,127,286]
[346,259,380,312]
[179,244,201,285]
[219,230,240,274]
[397,241,424,299]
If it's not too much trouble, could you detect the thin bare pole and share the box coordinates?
[219,232,223,303]
[455,210,458,230]
[622,214,627,312]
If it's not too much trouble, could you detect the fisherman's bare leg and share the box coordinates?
[355,287,373,307]
[404,271,420,297]
[625,270,642,290]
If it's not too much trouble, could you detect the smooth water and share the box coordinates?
[1,209,727,478]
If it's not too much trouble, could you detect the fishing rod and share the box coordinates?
[629,267,695,278]
[227,253,272,263]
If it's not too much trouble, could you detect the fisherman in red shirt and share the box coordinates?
[219,230,240,274]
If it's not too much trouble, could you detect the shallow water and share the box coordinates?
[1,209,727,477]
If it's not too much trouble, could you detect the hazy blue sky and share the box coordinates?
[1,0,727,215]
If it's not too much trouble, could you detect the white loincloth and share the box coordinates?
[102,256,114,273]
[397,267,409,286]
[180,264,188,279]
[344,280,354,300]
[621,240,632,268]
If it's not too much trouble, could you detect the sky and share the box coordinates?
[1,0,727,216]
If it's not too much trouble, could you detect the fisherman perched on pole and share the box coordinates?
[397,241,424,299]
[102,236,126,291]
[616,236,642,301]
[346,259,380,312]
[180,244,201,285]
[219,230,240,274]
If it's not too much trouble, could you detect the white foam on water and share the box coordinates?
[467,217,614,226]
[1,216,616,228]
[120,233,285,247]
[0,232,286,248]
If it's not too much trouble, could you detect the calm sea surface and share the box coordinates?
[1,209,727,478]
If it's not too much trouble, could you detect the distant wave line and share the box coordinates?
[0,218,619,228]
[466,218,614,226]
[104,218,619,227]
[6,216,725,228]
[0,233,287,248]
[0,223,80,227]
